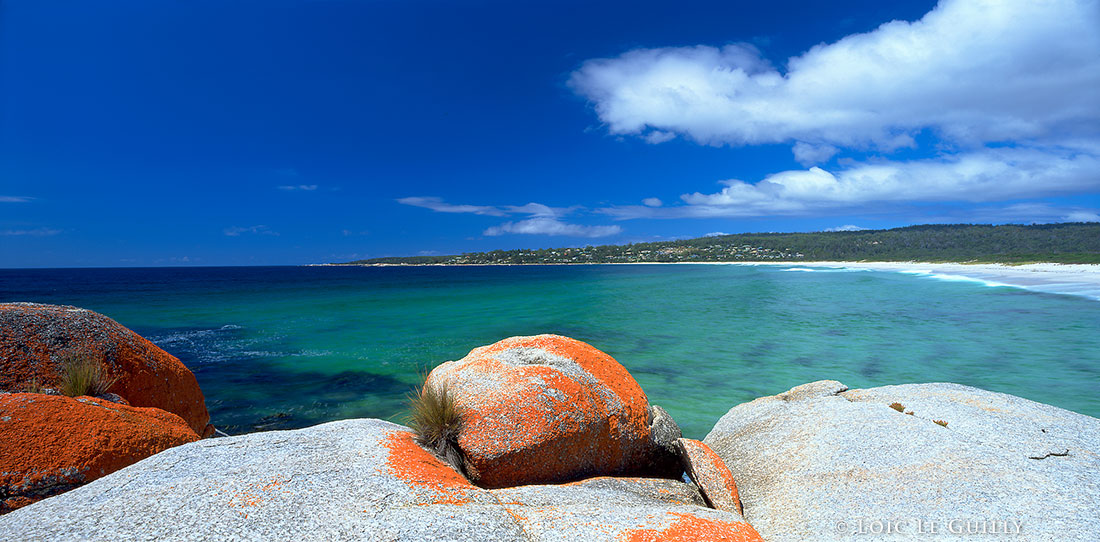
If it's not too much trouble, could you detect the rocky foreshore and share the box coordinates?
[2,303,1098,540]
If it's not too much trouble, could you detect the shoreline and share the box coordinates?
[324,260,1100,300]
[728,261,1100,300]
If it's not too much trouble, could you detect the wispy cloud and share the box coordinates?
[399,196,622,237]
[484,218,622,238]
[224,225,279,237]
[572,0,1100,218]
[1,196,32,203]
[1065,211,1100,223]
[824,225,867,232]
[929,203,1100,225]
[398,196,508,216]
[792,143,839,167]
[1,227,60,236]
[153,256,196,264]
[502,202,577,218]
[277,185,318,191]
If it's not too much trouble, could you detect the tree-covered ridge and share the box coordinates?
[337,223,1100,265]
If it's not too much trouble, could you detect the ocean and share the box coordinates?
[2,264,1098,438]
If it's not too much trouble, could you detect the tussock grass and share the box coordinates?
[57,353,119,397]
[406,380,467,475]
[22,377,47,394]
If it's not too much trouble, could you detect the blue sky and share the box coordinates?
[2,0,1098,267]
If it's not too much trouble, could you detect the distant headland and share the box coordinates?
[330,223,1100,266]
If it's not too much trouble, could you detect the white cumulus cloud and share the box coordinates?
[679,147,1099,216]
[825,225,867,232]
[570,0,1099,152]
[573,0,1100,216]
[600,147,1099,219]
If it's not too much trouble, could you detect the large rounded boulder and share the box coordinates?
[0,393,200,513]
[0,418,764,541]
[0,303,210,434]
[424,334,679,488]
[704,381,1100,541]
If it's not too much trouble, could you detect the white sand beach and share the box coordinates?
[727,261,1100,301]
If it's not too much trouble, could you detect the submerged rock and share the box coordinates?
[0,303,210,434]
[252,412,294,431]
[0,393,200,513]
[0,418,763,541]
[705,380,1100,541]
[424,334,681,488]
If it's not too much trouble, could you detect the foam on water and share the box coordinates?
[781,266,870,273]
[147,325,301,364]
[875,267,1100,300]
[1015,283,1100,301]
[915,272,1014,289]
[153,324,245,345]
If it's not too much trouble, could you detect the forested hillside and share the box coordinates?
[338,223,1100,265]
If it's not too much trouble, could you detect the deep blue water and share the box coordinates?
[2,264,1098,438]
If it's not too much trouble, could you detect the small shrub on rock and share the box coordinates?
[406,381,466,475]
[889,402,905,412]
[57,353,119,397]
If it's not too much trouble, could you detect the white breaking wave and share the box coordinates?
[726,262,1100,302]
[851,265,1098,301]
[902,270,1014,289]
[781,266,870,273]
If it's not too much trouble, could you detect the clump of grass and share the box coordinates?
[406,380,467,475]
[56,353,119,397]
[22,377,49,394]
[888,402,905,412]
[933,419,949,428]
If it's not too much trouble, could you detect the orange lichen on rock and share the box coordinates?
[226,478,290,514]
[0,393,199,514]
[425,334,658,488]
[676,438,743,515]
[622,512,764,542]
[381,430,479,505]
[0,303,210,434]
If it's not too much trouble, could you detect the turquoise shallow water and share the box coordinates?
[2,264,1098,438]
